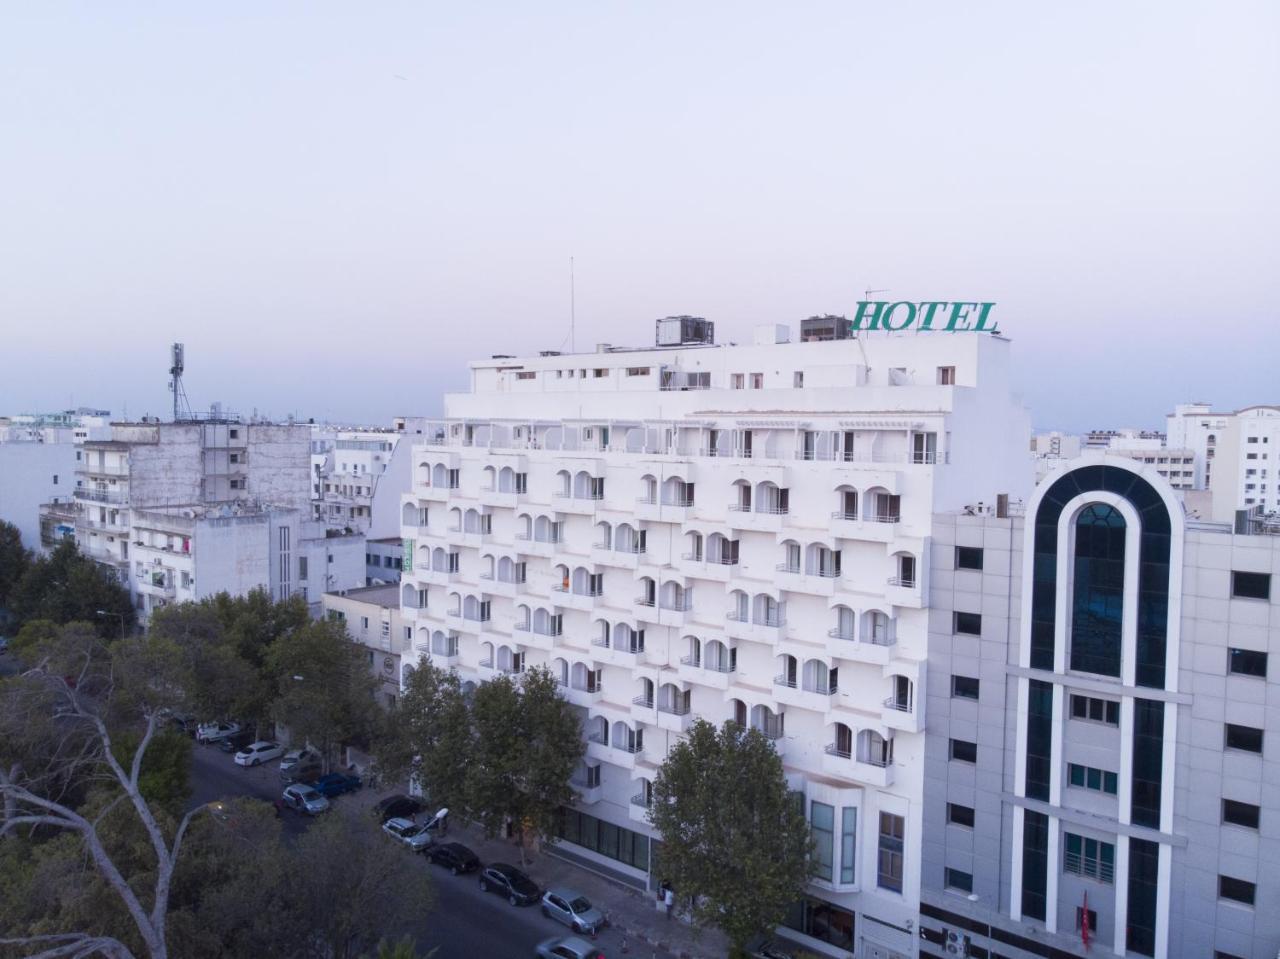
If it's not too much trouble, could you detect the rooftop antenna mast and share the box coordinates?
[570,256,576,353]
[168,342,192,422]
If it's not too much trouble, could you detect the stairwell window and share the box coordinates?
[876,812,904,893]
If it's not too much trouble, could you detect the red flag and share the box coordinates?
[1081,891,1091,951]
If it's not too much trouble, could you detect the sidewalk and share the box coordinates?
[353,786,730,958]
[456,823,732,959]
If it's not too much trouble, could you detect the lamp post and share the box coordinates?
[95,608,126,637]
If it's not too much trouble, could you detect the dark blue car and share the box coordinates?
[312,772,362,798]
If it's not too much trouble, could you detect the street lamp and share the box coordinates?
[95,609,126,636]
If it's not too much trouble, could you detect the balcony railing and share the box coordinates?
[660,596,693,611]
[868,514,901,524]
[774,674,797,689]
[1064,852,1114,884]
[634,595,656,608]
[611,740,643,754]
[630,793,652,808]
[431,642,459,657]
[827,627,856,641]
[883,696,912,712]
[858,750,892,768]
[804,680,839,695]
[887,576,917,589]
[808,567,841,579]
[752,721,784,741]
[657,700,691,716]
[824,743,852,760]
[776,563,801,574]
[661,497,695,508]
[831,510,858,521]
[631,695,654,709]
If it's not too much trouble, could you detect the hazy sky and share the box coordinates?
[2,2,1276,430]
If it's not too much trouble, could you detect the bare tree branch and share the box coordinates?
[0,932,136,959]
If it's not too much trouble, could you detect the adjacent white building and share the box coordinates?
[1167,403,1280,522]
[399,322,1032,959]
[310,420,427,536]
[322,584,414,708]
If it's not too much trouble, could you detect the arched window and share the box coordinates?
[1070,503,1126,677]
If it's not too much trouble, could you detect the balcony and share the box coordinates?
[821,744,896,788]
[636,496,694,524]
[725,609,786,644]
[553,585,603,613]
[423,641,460,669]
[885,576,924,609]
[571,775,604,806]
[586,736,642,771]
[656,699,693,733]
[74,487,128,505]
[829,510,901,544]
[727,504,788,534]
[881,695,923,733]
[418,567,461,587]
[677,554,738,583]
[629,794,652,825]
[560,681,604,709]
[657,594,694,628]
[419,484,459,503]
[825,630,897,666]
[589,638,646,669]
[551,491,604,516]
[515,534,561,558]
[773,675,839,712]
[512,621,560,652]
[776,565,839,598]
[479,486,527,510]
[630,694,655,723]
[591,541,645,570]
[481,573,527,598]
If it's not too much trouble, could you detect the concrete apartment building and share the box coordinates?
[919,455,1280,959]
[399,320,1032,959]
[311,421,425,536]
[1167,403,1280,523]
[64,418,364,621]
[322,584,413,708]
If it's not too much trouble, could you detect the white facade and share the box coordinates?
[399,329,1032,957]
[322,584,413,707]
[311,423,420,535]
[1166,403,1280,520]
[0,443,78,553]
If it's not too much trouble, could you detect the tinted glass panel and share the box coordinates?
[956,546,984,570]
[950,739,978,763]
[1225,724,1264,753]
[1127,838,1159,956]
[1222,799,1260,829]
[1228,648,1268,677]
[1025,680,1054,801]
[948,803,975,827]
[1021,810,1049,921]
[1071,503,1125,677]
[954,612,983,636]
[945,868,973,893]
[1131,699,1164,829]
[1231,571,1271,600]
[952,675,980,700]
[1219,875,1256,905]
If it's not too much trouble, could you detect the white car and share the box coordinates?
[382,816,436,853]
[195,720,241,744]
[234,740,284,767]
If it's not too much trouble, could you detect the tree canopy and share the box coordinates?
[648,719,811,950]
[7,539,134,639]
[0,519,31,611]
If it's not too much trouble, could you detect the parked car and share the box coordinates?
[195,721,241,744]
[534,936,606,959]
[744,936,797,959]
[279,749,323,783]
[541,888,606,936]
[312,772,362,797]
[382,817,436,853]
[280,784,330,816]
[478,862,540,906]
[165,713,198,737]
[234,741,285,767]
[218,730,255,753]
[372,794,424,823]
[426,842,480,875]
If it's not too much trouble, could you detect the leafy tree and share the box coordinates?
[0,519,31,610]
[377,658,472,811]
[148,603,266,729]
[648,719,811,951]
[6,618,61,662]
[265,617,381,770]
[364,937,434,959]
[8,539,134,638]
[466,667,583,864]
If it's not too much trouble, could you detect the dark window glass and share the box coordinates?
[954,611,983,636]
[1131,699,1164,829]
[1222,799,1260,829]
[947,803,975,828]
[1228,648,1268,678]
[1216,952,1248,959]
[1231,571,1271,600]
[950,739,978,763]
[1021,810,1049,921]
[1127,838,1160,956]
[1070,503,1125,677]
[1070,694,1119,726]
[1225,724,1264,754]
[951,675,980,700]
[1218,875,1256,905]
[1025,680,1054,801]
[956,546,984,570]
[781,897,856,950]
[945,868,973,893]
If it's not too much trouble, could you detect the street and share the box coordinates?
[189,743,676,959]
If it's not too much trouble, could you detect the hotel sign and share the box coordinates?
[852,300,998,333]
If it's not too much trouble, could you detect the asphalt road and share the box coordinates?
[188,742,674,959]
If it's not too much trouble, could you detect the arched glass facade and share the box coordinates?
[1070,503,1126,676]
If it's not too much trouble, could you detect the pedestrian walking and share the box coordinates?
[663,884,674,921]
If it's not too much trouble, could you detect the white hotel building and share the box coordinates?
[400,322,1032,959]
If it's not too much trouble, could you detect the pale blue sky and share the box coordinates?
[2,2,1276,429]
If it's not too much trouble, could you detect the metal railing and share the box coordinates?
[631,695,654,709]
[824,743,852,759]
[630,793,651,808]
[883,696,912,713]
[887,576,917,589]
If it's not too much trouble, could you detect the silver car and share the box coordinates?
[381,816,435,853]
[281,783,330,815]
[534,936,603,959]
[540,887,606,935]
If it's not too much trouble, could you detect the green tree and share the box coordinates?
[8,539,134,638]
[266,617,381,770]
[648,719,811,951]
[0,519,31,610]
[465,667,583,863]
[377,658,472,811]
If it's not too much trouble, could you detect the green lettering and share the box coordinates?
[851,300,887,331]
[973,302,998,332]
[882,301,917,331]
[917,301,947,330]
[945,302,976,331]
